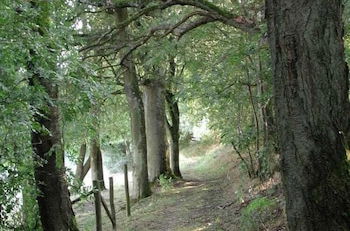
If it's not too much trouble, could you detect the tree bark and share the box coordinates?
[30,78,78,231]
[90,138,105,189]
[116,8,151,199]
[144,79,168,182]
[26,2,78,230]
[81,155,90,181]
[75,143,87,181]
[266,1,350,230]
[165,91,182,178]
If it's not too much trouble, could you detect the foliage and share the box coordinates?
[0,0,283,228]
[0,0,75,228]
[175,20,276,179]
[240,197,277,231]
[158,174,174,191]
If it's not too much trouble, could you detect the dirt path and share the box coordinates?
[115,154,242,231]
[75,145,285,231]
[75,145,249,231]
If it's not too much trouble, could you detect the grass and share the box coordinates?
[157,174,174,191]
[240,197,277,231]
[74,139,287,231]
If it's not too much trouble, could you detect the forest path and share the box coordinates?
[74,144,243,231]
[115,145,242,231]
[117,180,240,231]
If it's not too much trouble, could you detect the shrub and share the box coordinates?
[158,174,173,191]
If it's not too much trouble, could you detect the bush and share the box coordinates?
[158,174,173,191]
[240,197,277,231]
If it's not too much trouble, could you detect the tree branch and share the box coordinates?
[109,0,259,33]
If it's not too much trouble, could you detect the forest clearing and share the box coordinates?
[1,1,350,231]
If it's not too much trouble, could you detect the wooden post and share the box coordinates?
[124,164,131,217]
[101,197,115,227]
[93,180,102,231]
[109,177,117,230]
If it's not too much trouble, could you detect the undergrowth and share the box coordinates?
[158,174,173,191]
[240,197,277,231]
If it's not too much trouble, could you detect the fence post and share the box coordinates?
[93,180,102,231]
[109,177,117,230]
[124,164,131,217]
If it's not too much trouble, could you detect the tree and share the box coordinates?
[144,78,168,182]
[90,137,105,189]
[165,89,182,178]
[266,1,350,230]
[116,8,152,199]
[30,66,77,231]
[165,57,183,178]
[75,143,90,182]
[0,1,38,228]
[89,105,105,189]
[28,1,78,230]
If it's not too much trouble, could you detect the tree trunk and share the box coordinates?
[31,78,78,231]
[75,143,87,181]
[144,79,167,182]
[81,155,90,181]
[116,9,151,199]
[165,91,182,178]
[90,138,105,189]
[266,1,350,230]
[27,2,77,230]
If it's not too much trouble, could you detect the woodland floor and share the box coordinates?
[74,143,286,231]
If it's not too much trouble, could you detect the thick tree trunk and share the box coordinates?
[165,91,182,178]
[116,9,151,199]
[27,2,77,230]
[144,79,167,182]
[31,79,78,231]
[266,1,350,230]
[90,138,105,189]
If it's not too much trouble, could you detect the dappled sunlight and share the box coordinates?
[182,185,201,190]
[191,222,214,231]
[183,181,203,187]
[191,225,207,231]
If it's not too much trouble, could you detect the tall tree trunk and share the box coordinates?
[165,91,182,178]
[27,2,77,230]
[90,138,105,189]
[116,9,151,199]
[256,56,269,147]
[75,143,87,181]
[266,1,350,230]
[144,79,167,182]
[30,78,78,231]
[81,155,90,181]
[75,149,91,184]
